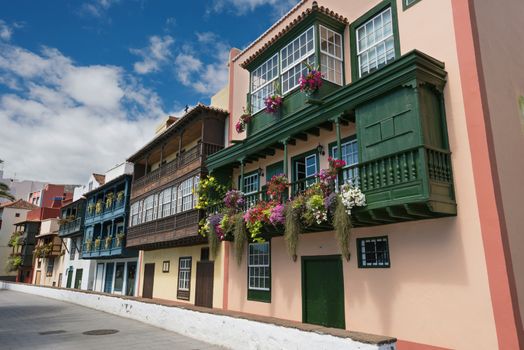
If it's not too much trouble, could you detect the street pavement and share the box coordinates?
[0,289,226,350]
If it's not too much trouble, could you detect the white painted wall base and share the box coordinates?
[0,282,396,350]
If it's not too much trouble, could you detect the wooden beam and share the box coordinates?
[273,143,284,150]
[294,133,308,141]
[386,207,414,220]
[288,138,296,145]
[403,204,432,218]
[369,209,396,223]
[261,148,276,156]
[306,127,320,136]
[319,122,333,131]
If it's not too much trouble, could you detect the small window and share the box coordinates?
[46,258,55,277]
[177,257,192,300]
[248,242,271,302]
[356,7,395,78]
[243,173,259,194]
[320,25,343,85]
[162,260,170,273]
[357,236,390,268]
[15,213,20,218]
[332,138,359,185]
[251,53,279,113]
[403,0,422,10]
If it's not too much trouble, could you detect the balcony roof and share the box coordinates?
[240,1,348,69]
[127,103,228,163]
[60,197,85,211]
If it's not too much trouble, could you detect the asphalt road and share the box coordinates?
[0,289,225,350]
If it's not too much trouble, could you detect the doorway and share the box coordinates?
[195,261,214,308]
[104,263,114,293]
[66,267,73,288]
[302,255,345,329]
[142,263,155,299]
[94,263,104,292]
[74,268,83,289]
[34,270,41,285]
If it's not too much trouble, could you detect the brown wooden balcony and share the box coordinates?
[131,142,223,200]
[126,209,204,250]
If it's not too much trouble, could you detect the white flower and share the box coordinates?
[340,183,366,215]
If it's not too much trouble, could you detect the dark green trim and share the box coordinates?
[328,135,357,157]
[301,255,345,328]
[403,0,422,10]
[349,0,401,82]
[290,148,320,182]
[356,236,391,268]
[265,161,284,182]
[247,241,271,303]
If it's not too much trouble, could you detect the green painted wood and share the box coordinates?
[302,256,345,329]
[265,161,284,181]
[66,267,73,288]
[248,81,340,137]
[73,268,83,289]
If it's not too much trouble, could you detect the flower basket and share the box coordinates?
[86,239,92,251]
[105,236,113,249]
[116,191,125,204]
[116,233,125,247]
[95,200,103,214]
[264,95,282,114]
[105,192,114,210]
[94,238,101,250]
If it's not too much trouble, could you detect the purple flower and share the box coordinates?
[269,204,285,225]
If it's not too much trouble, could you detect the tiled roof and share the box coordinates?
[240,1,348,69]
[127,103,229,162]
[93,173,105,185]
[0,199,38,210]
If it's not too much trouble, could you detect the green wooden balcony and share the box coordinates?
[207,50,456,226]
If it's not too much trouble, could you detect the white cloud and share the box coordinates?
[209,0,297,16]
[173,32,229,95]
[81,0,120,17]
[0,20,13,41]
[130,35,174,74]
[0,43,169,184]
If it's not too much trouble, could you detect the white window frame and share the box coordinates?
[178,257,192,291]
[319,25,343,85]
[144,195,154,222]
[178,177,194,212]
[305,154,317,178]
[159,187,172,218]
[248,242,270,291]
[242,173,259,195]
[356,7,395,78]
[130,202,139,226]
[250,53,279,114]
[171,185,178,216]
[332,138,359,186]
[280,26,316,94]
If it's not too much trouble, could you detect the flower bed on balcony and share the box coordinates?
[199,158,366,263]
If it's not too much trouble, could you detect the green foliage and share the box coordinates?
[233,213,247,266]
[333,196,352,261]
[284,203,300,260]
[8,232,22,248]
[95,200,104,214]
[5,254,22,272]
[0,182,15,201]
[195,176,227,211]
[116,190,125,203]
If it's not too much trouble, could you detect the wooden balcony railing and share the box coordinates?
[58,218,82,237]
[131,142,223,199]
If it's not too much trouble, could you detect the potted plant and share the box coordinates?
[85,239,92,251]
[105,192,114,209]
[105,235,113,249]
[116,232,125,247]
[87,203,96,215]
[299,61,323,98]
[116,190,125,204]
[235,105,252,133]
[264,81,283,114]
[95,200,104,214]
[94,237,101,250]
[266,174,290,201]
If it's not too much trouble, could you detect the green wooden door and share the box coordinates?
[265,161,284,181]
[302,256,345,329]
[66,267,73,288]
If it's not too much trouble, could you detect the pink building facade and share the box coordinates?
[201,1,524,349]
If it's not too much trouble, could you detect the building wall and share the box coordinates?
[91,257,138,296]
[0,208,30,278]
[33,254,65,287]
[472,0,524,337]
[140,244,224,308]
[61,237,97,290]
[225,0,498,348]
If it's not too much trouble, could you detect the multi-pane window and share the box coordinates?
[46,258,55,277]
[356,7,395,78]
[357,236,390,268]
[280,26,315,94]
[251,54,279,113]
[70,238,77,260]
[320,25,343,85]
[243,173,259,194]
[193,176,200,209]
[159,187,172,218]
[178,177,194,212]
[305,154,317,178]
[332,138,359,185]
[177,257,192,291]
[170,185,178,216]
[248,242,270,291]
[144,195,155,222]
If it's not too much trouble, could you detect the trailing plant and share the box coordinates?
[340,183,366,215]
[243,201,271,242]
[264,81,282,114]
[87,203,96,215]
[116,190,125,203]
[224,190,245,212]
[235,105,252,133]
[8,232,22,248]
[95,200,104,214]
[266,174,289,201]
[195,176,228,211]
[233,213,247,265]
[116,232,125,247]
[284,203,301,260]
[85,239,93,251]
[34,242,52,258]
[105,192,114,209]
[208,219,219,260]
[105,235,113,249]
[94,237,101,249]
[269,203,285,226]
[333,195,352,261]
[5,254,22,272]
[57,215,75,226]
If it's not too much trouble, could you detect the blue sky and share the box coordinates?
[0,0,297,184]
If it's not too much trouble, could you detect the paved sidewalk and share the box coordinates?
[0,289,225,350]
